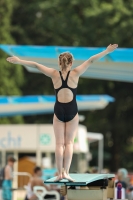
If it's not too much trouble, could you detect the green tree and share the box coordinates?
[0,0,24,123]
[11,0,133,47]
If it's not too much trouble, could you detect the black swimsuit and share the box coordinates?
[54,70,78,122]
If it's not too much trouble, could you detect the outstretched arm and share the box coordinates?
[6,56,56,77]
[74,44,118,76]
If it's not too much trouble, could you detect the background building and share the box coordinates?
[0,124,89,173]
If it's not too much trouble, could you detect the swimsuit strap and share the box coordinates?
[59,71,63,82]
[65,70,70,83]
[59,71,70,83]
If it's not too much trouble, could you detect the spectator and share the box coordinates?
[115,168,131,199]
[2,156,16,200]
[25,166,56,200]
[116,168,128,189]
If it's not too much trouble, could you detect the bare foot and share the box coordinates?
[54,174,63,182]
[62,172,75,182]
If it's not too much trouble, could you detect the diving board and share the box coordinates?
[0,95,114,117]
[44,173,115,186]
[0,44,133,82]
[44,173,116,200]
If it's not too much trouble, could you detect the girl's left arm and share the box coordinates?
[6,56,56,77]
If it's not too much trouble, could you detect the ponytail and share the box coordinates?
[59,52,73,71]
[60,56,68,71]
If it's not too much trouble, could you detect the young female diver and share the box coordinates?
[7,44,118,181]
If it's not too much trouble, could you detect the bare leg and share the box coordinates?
[62,114,79,181]
[53,114,65,181]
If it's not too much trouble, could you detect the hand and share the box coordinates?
[106,44,118,53]
[6,56,20,64]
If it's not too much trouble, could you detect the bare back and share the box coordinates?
[30,177,49,191]
[4,165,13,180]
[52,70,79,103]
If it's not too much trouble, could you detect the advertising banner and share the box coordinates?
[0,124,88,153]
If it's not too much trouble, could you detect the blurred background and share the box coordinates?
[0,0,133,200]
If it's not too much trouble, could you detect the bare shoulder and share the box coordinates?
[51,69,59,78]
[5,165,10,171]
[33,177,43,184]
[51,69,60,81]
[53,69,59,76]
[69,69,79,86]
[71,68,80,78]
[70,68,79,80]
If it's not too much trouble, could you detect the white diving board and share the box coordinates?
[44,173,119,200]
[0,95,114,117]
[44,173,115,186]
[0,44,133,82]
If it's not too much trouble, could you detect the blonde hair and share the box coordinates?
[59,52,74,71]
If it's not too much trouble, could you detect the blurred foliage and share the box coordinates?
[0,0,24,123]
[11,0,133,47]
[0,0,133,171]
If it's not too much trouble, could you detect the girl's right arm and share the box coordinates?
[6,56,56,78]
[73,44,118,76]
